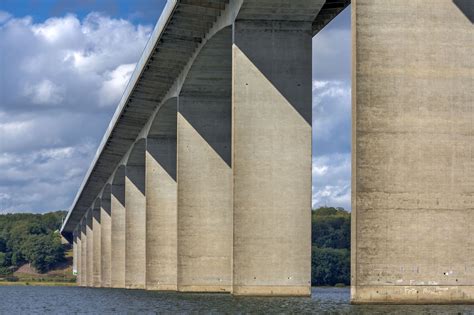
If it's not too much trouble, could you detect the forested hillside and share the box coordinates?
[0,211,66,276]
[311,207,351,286]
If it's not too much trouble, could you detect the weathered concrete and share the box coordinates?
[146,98,178,291]
[101,185,112,287]
[125,139,147,289]
[60,0,473,303]
[232,18,313,296]
[86,210,94,287]
[76,231,82,286]
[80,218,87,286]
[111,166,126,288]
[92,200,102,287]
[352,0,474,304]
[73,230,78,279]
[177,26,233,293]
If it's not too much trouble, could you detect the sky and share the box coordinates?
[0,1,351,213]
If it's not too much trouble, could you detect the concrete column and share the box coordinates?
[92,201,101,287]
[146,99,178,291]
[125,139,146,289]
[80,218,87,286]
[73,230,78,280]
[101,185,112,287]
[86,210,94,287]
[232,20,313,296]
[177,27,232,292]
[352,0,474,304]
[76,230,82,286]
[111,166,126,288]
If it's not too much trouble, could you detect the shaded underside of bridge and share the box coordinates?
[61,0,350,238]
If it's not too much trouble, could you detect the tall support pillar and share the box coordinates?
[73,229,78,281]
[92,201,102,287]
[125,140,147,289]
[80,218,87,286]
[177,27,233,292]
[101,185,112,287]
[111,166,126,288]
[146,99,178,291]
[86,209,94,287]
[232,20,313,296]
[352,0,474,304]
[76,229,82,286]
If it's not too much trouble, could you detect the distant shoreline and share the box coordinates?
[0,282,348,289]
[0,281,76,286]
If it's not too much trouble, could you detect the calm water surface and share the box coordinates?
[1,286,474,314]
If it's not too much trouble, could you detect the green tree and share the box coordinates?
[312,247,350,286]
[21,234,65,273]
[0,211,67,273]
[312,207,350,249]
[311,207,351,286]
[0,252,7,267]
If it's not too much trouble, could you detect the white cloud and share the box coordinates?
[0,12,152,212]
[99,63,136,107]
[23,79,64,105]
[312,153,351,210]
[312,80,351,156]
[0,8,353,213]
[0,141,96,213]
[32,14,81,44]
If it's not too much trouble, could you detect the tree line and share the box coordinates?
[0,211,66,275]
[312,206,351,286]
[0,208,350,286]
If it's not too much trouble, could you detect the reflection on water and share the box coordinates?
[1,286,474,314]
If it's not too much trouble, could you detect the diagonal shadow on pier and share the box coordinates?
[453,0,474,23]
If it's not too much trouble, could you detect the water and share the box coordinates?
[1,286,474,314]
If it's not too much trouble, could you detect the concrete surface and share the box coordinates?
[92,200,102,287]
[125,140,147,289]
[100,185,112,287]
[111,166,126,288]
[177,26,233,293]
[86,210,93,287]
[352,0,474,304]
[232,18,313,296]
[62,0,472,302]
[80,218,87,287]
[73,231,78,278]
[146,98,178,291]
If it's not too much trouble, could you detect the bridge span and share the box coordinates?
[61,0,473,303]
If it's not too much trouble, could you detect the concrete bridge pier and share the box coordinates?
[100,185,112,287]
[78,230,82,286]
[86,209,94,287]
[92,199,102,287]
[231,17,314,295]
[125,140,147,289]
[73,229,79,284]
[111,166,126,288]
[146,98,178,291]
[351,0,474,304]
[177,26,233,293]
[80,217,87,286]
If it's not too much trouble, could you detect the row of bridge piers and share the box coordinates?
[71,16,313,295]
[63,0,474,303]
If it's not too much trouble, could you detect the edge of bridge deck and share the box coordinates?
[60,0,351,241]
[60,0,179,240]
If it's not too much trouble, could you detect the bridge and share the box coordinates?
[60,0,473,303]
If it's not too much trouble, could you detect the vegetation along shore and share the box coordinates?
[0,207,350,286]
